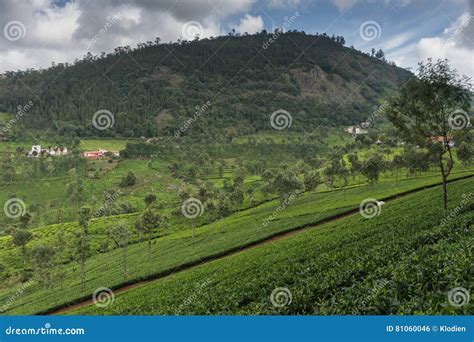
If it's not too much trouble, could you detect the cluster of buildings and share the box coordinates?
[27,145,68,157]
[26,145,120,159]
[345,121,370,136]
[429,136,455,147]
[82,149,119,159]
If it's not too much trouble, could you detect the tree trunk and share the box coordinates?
[439,153,448,210]
[441,173,448,210]
[21,245,27,265]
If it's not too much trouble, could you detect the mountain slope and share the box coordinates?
[0,31,412,138]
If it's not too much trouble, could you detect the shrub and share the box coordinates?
[120,171,137,187]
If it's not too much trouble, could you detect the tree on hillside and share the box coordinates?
[403,148,430,176]
[348,153,361,181]
[457,142,473,166]
[108,222,131,278]
[218,162,225,178]
[386,59,471,209]
[19,212,32,229]
[53,230,67,290]
[120,171,137,187]
[66,168,84,205]
[1,159,16,184]
[135,206,163,259]
[11,229,33,265]
[144,194,157,207]
[31,244,55,288]
[360,155,384,185]
[216,192,233,219]
[264,169,303,202]
[75,207,91,290]
[324,154,348,189]
[391,154,405,179]
[303,170,322,192]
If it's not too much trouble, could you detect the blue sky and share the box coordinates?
[0,0,472,77]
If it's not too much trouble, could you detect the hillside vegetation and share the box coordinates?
[73,178,473,315]
[0,32,411,138]
[0,173,471,315]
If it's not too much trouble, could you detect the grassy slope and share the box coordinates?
[0,158,181,229]
[0,172,472,315]
[73,177,473,315]
[0,138,135,153]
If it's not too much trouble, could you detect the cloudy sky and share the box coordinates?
[0,0,473,77]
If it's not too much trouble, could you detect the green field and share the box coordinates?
[0,171,472,315]
[73,177,473,315]
[79,139,137,152]
[0,129,472,316]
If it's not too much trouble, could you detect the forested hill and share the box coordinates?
[0,31,412,138]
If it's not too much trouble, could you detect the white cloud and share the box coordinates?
[0,0,258,72]
[331,0,412,11]
[383,31,415,51]
[443,12,472,35]
[267,0,301,8]
[232,14,264,34]
[331,0,357,11]
[386,10,474,78]
[416,37,473,78]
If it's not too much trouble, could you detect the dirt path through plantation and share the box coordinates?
[46,174,474,315]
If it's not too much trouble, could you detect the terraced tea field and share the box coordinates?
[0,172,471,315]
[72,177,473,315]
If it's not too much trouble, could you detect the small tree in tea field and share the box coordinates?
[136,206,163,259]
[386,59,471,209]
[108,222,131,278]
[31,244,55,288]
[76,207,91,290]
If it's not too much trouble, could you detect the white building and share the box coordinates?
[27,145,68,157]
[28,145,42,157]
[345,125,367,135]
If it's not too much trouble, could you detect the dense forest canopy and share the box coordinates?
[0,30,412,139]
